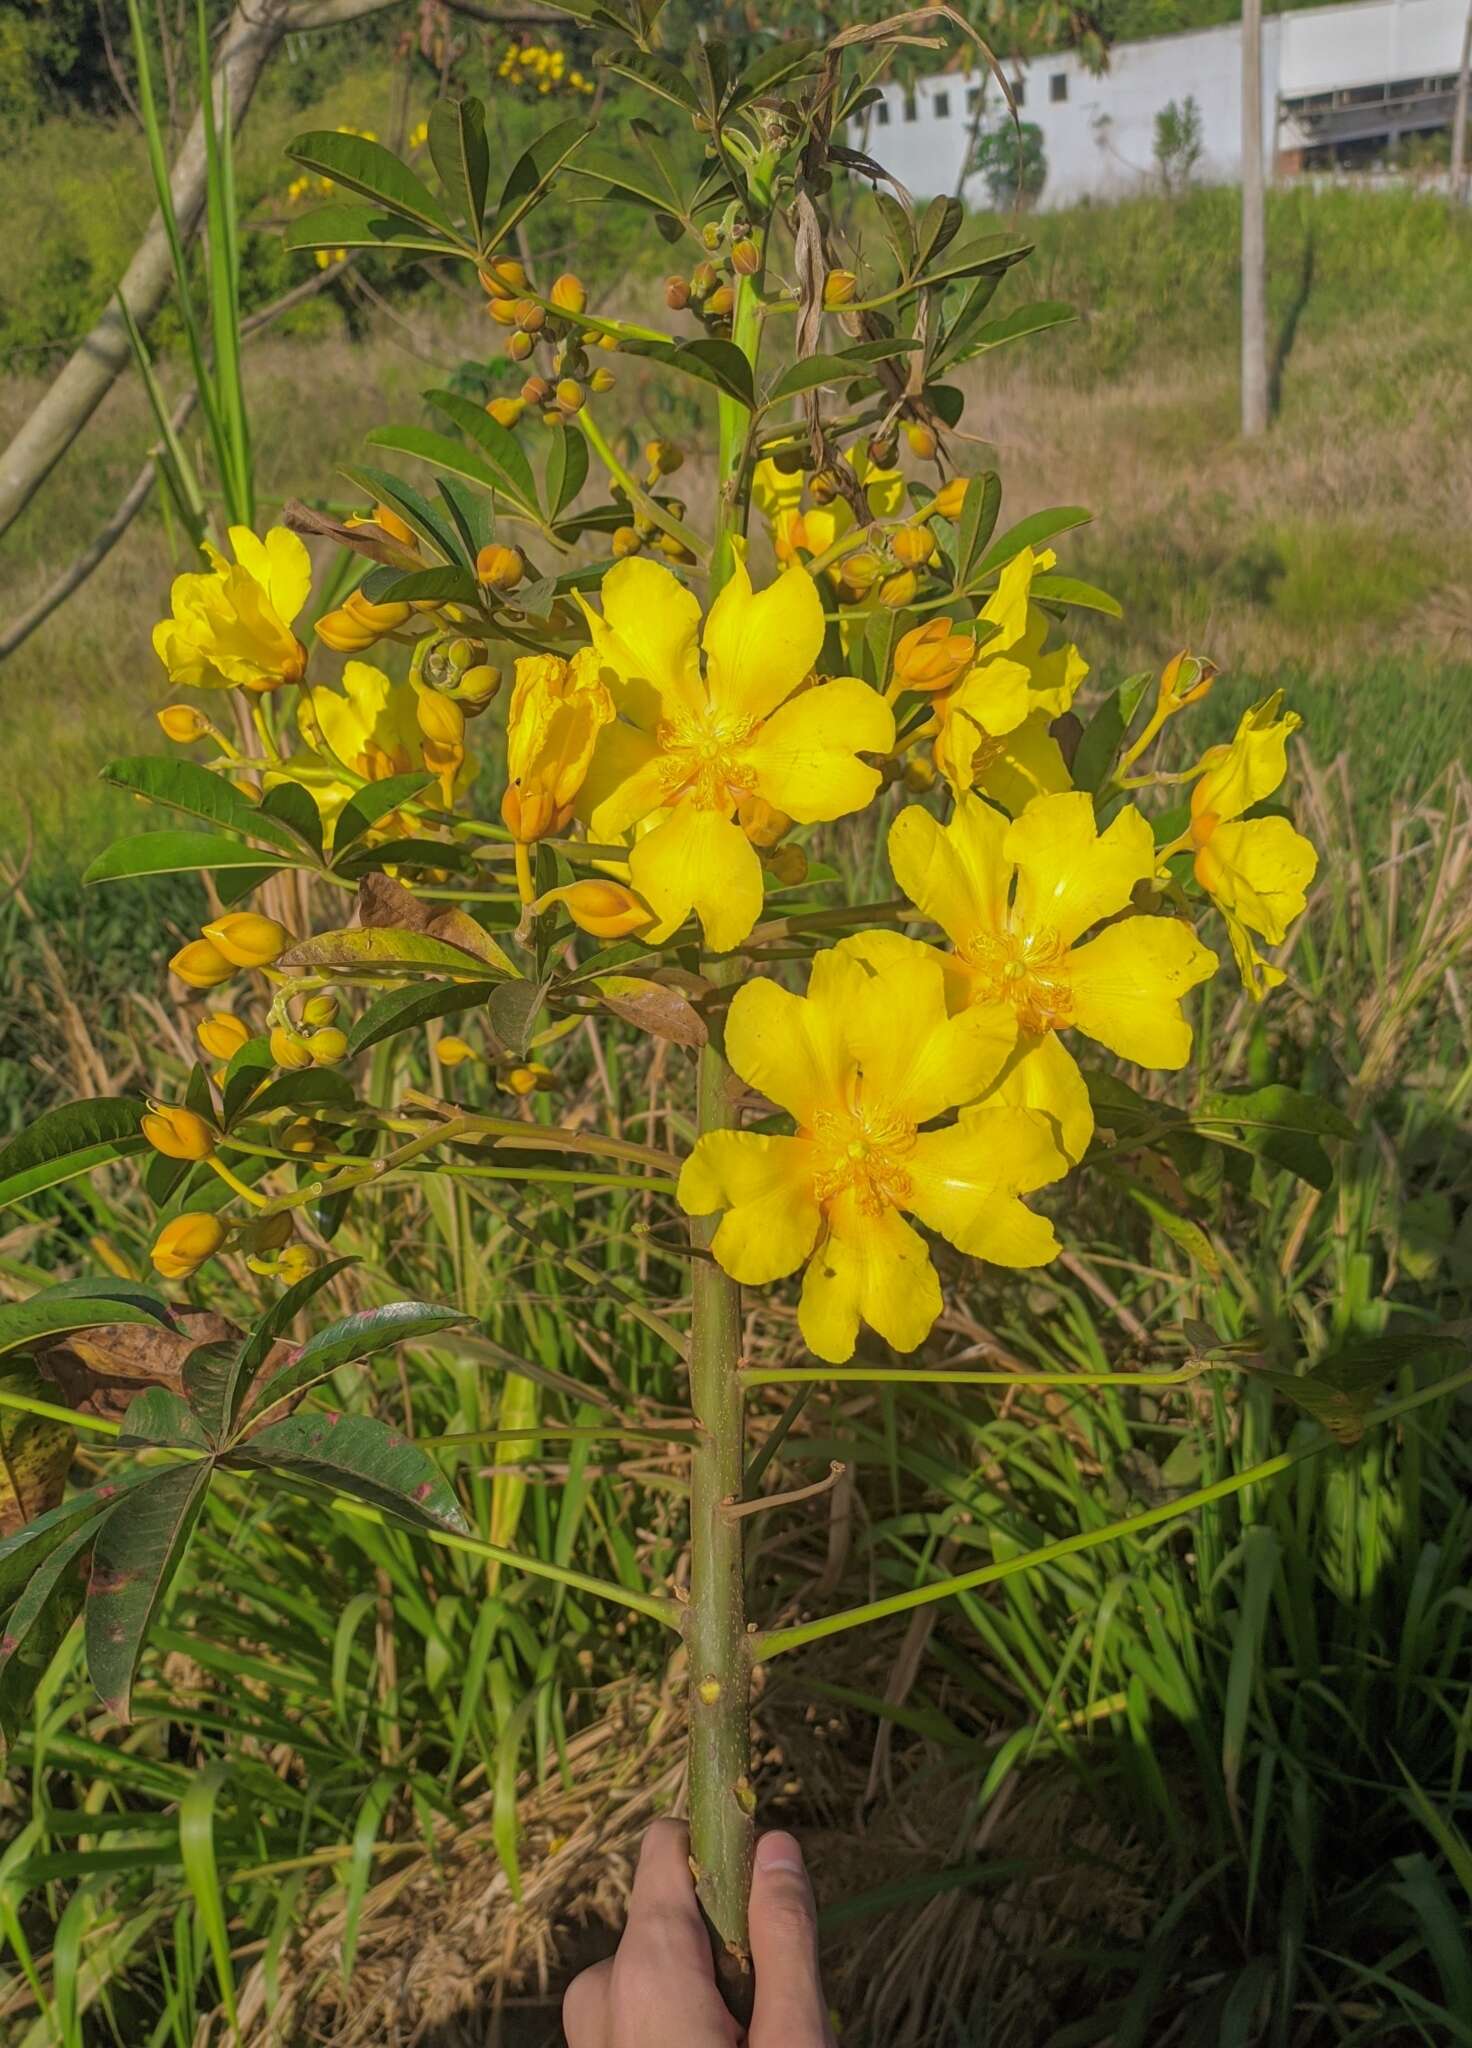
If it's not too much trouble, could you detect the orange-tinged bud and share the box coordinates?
[550,272,586,314]
[835,549,882,600]
[879,568,919,610]
[197,1011,249,1060]
[151,1212,227,1280]
[436,1034,478,1066]
[690,260,718,299]
[476,543,524,591]
[823,268,857,308]
[479,258,528,300]
[891,525,933,569]
[487,396,525,429]
[932,476,968,520]
[270,1025,313,1071]
[416,689,466,749]
[301,994,338,1027]
[736,794,793,849]
[373,503,416,547]
[904,420,939,460]
[893,617,975,693]
[765,843,808,887]
[731,237,759,275]
[514,298,546,333]
[201,913,289,969]
[157,704,211,743]
[554,377,585,413]
[141,1103,216,1161]
[521,375,551,406]
[487,296,519,327]
[316,588,412,651]
[306,1026,348,1065]
[171,938,234,989]
[706,284,734,319]
[541,879,652,939]
[665,275,691,310]
[611,525,641,558]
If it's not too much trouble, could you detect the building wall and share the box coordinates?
[857,0,1464,207]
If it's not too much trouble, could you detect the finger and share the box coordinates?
[749,1831,832,2048]
[614,1820,740,2042]
[561,1957,612,2048]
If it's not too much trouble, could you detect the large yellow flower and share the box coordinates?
[1186,693,1317,998]
[153,526,311,693]
[926,549,1085,813]
[502,648,614,843]
[889,791,1217,1161]
[678,934,1067,1362]
[576,557,894,952]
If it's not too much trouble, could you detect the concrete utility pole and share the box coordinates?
[1241,0,1269,436]
[1452,0,1472,203]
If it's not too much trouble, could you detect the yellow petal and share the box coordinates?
[744,677,893,822]
[948,654,1034,739]
[974,710,1073,816]
[723,975,849,1123]
[1190,690,1301,824]
[798,1194,941,1363]
[1007,791,1155,947]
[834,929,1017,1123]
[678,1132,821,1285]
[990,1029,1095,1162]
[628,804,764,953]
[152,616,210,687]
[702,556,825,722]
[751,458,804,523]
[1068,915,1217,1067]
[979,546,1046,652]
[889,795,1011,949]
[1219,907,1288,1001]
[1197,816,1316,945]
[580,720,668,838]
[580,557,703,724]
[907,1105,1064,1264]
[229,525,311,626]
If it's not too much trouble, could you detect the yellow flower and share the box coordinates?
[153,526,310,693]
[928,548,1085,814]
[277,662,474,837]
[141,1104,215,1161]
[889,792,1217,1161]
[751,447,903,575]
[575,557,894,951]
[1187,692,1317,998]
[678,934,1067,1363]
[502,649,614,842]
[151,1213,227,1280]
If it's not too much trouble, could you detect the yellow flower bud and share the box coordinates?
[270,1025,313,1071]
[550,272,587,314]
[644,439,684,478]
[891,525,933,570]
[554,377,585,414]
[487,296,520,327]
[731,237,759,276]
[279,1117,321,1154]
[451,662,502,710]
[201,913,290,969]
[611,525,641,559]
[315,589,413,652]
[417,689,466,749]
[141,1103,216,1161]
[501,649,613,842]
[823,268,857,308]
[476,543,524,591]
[589,366,615,394]
[541,879,652,939]
[436,1034,478,1066]
[879,569,919,610]
[276,1245,317,1286]
[892,617,975,693]
[690,260,718,300]
[479,257,528,300]
[301,994,338,1027]
[156,704,212,743]
[736,794,793,849]
[706,284,734,320]
[506,330,534,361]
[152,1212,228,1279]
[171,938,235,989]
[196,1011,250,1060]
[306,1026,348,1065]
[903,754,938,794]
[835,550,882,601]
[503,1063,553,1096]
[513,298,546,333]
[372,503,416,548]
[904,421,939,460]
[765,843,808,887]
[487,396,525,429]
[931,476,968,521]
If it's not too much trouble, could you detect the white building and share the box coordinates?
[858,0,1467,207]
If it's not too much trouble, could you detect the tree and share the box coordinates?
[972,117,1048,208]
[1154,93,1203,194]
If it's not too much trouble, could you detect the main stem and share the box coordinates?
[685,218,766,1997]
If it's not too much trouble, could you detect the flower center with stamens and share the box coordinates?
[655,705,760,811]
[960,925,1074,1037]
[809,1103,917,1217]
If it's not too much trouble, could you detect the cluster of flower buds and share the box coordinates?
[664,217,762,335]
[170,913,290,991]
[480,262,616,427]
[609,442,691,564]
[494,38,594,96]
[269,993,348,1074]
[419,632,503,713]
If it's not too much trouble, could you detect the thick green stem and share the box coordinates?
[685,220,768,1996]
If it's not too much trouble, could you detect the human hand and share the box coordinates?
[562,1819,834,2046]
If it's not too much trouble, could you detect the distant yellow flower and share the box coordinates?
[502,649,614,842]
[576,557,894,951]
[927,548,1085,813]
[890,791,1217,1161]
[153,526,311,693]
[678,934,1066,1362]
[1186,692,1317,997]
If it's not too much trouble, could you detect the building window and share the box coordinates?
[1011,75,1025,107]
[875,98,890,126]
[966,85,983,113]
[934,90,951,119]
[903,91,917,123]
[1050,72,1068,103]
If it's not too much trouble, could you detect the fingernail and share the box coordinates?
[755,1830,807,1876]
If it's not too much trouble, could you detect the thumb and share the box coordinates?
[749,1831,833,2048]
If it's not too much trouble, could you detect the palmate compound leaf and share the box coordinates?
[0,1471,152,1610]
[287,129,457,240]
[224,1411,468,1535]
[99,757,300,849]
[85,1460,212,1721]
[0,1099,151,1210]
